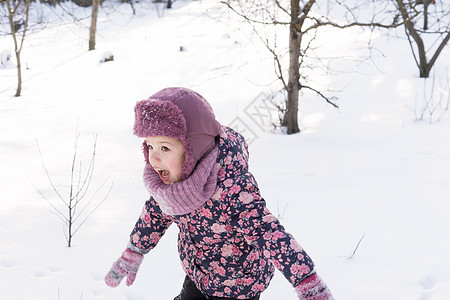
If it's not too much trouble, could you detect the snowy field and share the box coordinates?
[1,0,449,299]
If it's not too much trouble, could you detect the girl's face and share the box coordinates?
[145,136,185,184]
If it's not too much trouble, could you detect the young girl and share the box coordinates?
[105,87,333,300]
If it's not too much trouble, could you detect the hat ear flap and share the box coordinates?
[142,141,149,164]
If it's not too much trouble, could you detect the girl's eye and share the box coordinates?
[147,144,153,150]
[161,146,170,152]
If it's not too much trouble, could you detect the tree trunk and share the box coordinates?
[89,0,100,51]
[284,0,302,134]
[15,50,22,97]
[284,0,315,133]
[7,0,23,97]
[414,34,429,78]
[10,21,22,97]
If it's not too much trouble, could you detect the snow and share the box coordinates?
[1,0,450,299]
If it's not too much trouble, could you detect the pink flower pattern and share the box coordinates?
[130,127,314,299]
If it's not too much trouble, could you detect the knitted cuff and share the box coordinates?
[295,273,334,300]
[122,248,144,265]
[128,242,150,255]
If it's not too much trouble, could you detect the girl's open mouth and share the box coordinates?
[155,168,170,182]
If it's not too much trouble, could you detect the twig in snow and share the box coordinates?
[347,233,365,259]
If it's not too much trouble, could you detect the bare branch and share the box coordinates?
[35,139,69,208]
[253,31,287,89]
[428,32,450,72]
[404,25,421,70]
[73,176,111,224]
[300,82,339,108]
[302,16,405,36]
[221,1,289,26]
[72,135,97,202]
[28,175,69,223]
[72,181,113,237]
[69,131,80,209]
[273,0,289,16]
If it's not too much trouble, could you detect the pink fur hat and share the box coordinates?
[134,87,221,179]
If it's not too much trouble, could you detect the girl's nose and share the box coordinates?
[148,151,160,164]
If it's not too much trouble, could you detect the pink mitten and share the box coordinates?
[295,273,334,300]
[105,248,144,287]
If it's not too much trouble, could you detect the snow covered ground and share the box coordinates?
[1,0,449,299]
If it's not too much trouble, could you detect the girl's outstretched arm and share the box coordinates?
[105,197,173,287]
[230,188,333,299]
[129,197,174,253]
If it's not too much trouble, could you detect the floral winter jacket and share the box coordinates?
[129,126,315,299]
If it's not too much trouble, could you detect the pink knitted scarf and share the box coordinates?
[143,145,219,216]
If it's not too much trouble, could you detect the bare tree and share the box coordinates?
[34,132,113,247]
[4,0,31,96]
[225,0,406,133]
[394,0,450,78]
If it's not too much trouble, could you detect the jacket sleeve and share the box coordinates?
[230,176,315,287]
[128,196,173,254]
